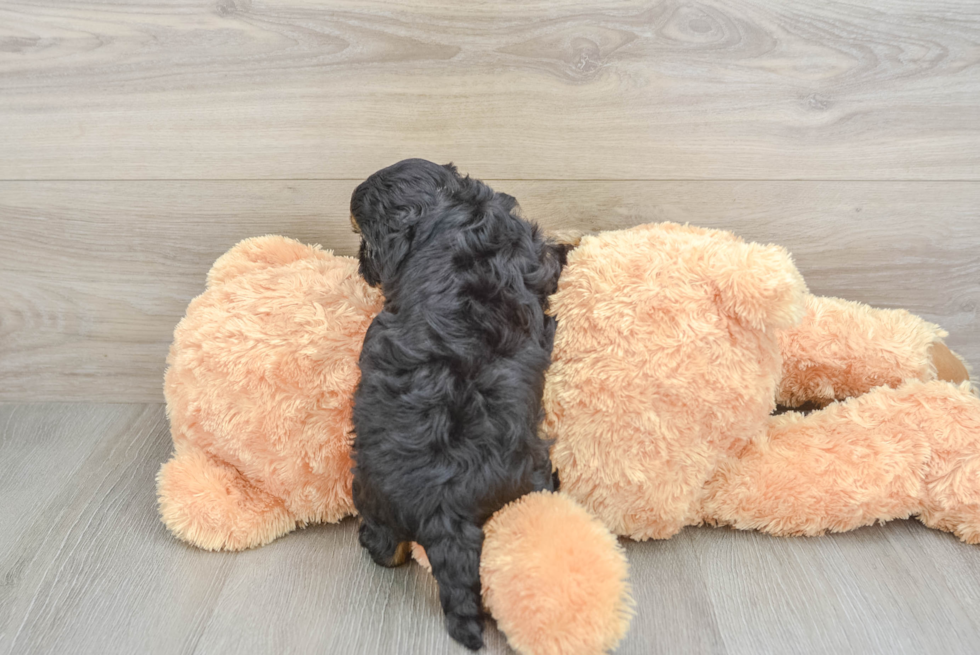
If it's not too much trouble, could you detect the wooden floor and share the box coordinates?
[2,0,980,653]
[2,403,980,655]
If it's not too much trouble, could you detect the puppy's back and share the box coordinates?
[351,162,564,650]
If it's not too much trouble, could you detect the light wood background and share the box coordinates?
[2,0,979,401]
[2,1,980,653]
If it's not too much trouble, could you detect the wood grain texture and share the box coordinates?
[1,0,979,180]
[3,2,979,652]
[2,403,980,654]
[622,523,980,655]
[0,404,230,655]
[0,403,512,654]
[2,180,977,402]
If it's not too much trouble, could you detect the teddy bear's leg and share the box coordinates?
[157,447,297,551]
[777,294,970,408]
[702,380,980,543]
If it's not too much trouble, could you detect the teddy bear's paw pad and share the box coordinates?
[481,491,633,655]
[411,542,431,572]
[930,342,971,385]
[157,449,295,551]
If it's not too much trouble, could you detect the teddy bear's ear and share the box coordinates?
[206,235,331,289]
[710,241,808,332]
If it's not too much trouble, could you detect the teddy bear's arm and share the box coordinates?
[157,448,296,551]
[776,294,969,407]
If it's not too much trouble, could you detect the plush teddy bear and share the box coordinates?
[157,235,632,655]
[157,224,978,654]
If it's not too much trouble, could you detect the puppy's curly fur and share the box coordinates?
[350,159,567,650]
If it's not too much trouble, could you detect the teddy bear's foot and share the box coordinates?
[930,341,971,386]
[777,294,961,408]
[920,503,980,545]
[913,381,980,544]
[157,448,296,551]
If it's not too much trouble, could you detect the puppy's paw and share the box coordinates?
[358,520,410,568]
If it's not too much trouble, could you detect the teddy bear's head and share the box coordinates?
[162,236,383,548]
[544,223,808,540]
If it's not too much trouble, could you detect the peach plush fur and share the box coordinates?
[545,222,979,544]
[159,224,978,652]
[159,236,383,551]
[412,492,634,655]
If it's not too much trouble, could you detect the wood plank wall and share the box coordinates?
[1,1,978,401]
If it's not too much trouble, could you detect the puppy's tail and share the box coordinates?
[424,523,486,651]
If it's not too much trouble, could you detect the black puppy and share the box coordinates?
[349,159,567,650]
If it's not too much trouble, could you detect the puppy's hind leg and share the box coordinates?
[359,517,411,568]
[423,522,486,651]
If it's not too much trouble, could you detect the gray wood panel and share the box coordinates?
[1,0,979,180]
[2,180,977,402]
[2,403,980,654]
[0,403,513,655]
[0,404,233,655]
[3,2,979,653]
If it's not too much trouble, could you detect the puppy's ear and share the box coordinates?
[496,192,519,212]
[352,159,451,287]
[358,217,420,289]
[523,231,570,308]
[357,239,383,288]
[548,241,572,268]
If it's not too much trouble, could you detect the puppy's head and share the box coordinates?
[350,158,459,287]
